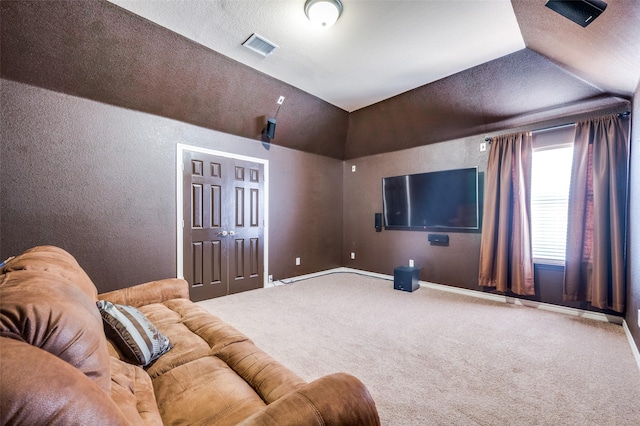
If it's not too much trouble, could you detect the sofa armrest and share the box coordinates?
[237,373,380,426]
[98,278,189,307]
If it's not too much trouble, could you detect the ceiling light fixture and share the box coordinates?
[304,0,343,28]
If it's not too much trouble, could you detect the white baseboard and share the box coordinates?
[623,320,640,372]
[345,267,624,324]
[265,267,354,287]
[274,267,623,325]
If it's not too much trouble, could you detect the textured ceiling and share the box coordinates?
[106,0,526,112]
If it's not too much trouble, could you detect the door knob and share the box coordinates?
[228,231,236,236]
[218,230,228,237]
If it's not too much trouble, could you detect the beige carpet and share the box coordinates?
[197,272,640,425]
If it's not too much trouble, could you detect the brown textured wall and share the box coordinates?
[627,83,640,353]
[0,80,343,293]
[342,137,485,289]
[344,49,605,160]
[0,0,348,160]
[343,104,633,312]
[268,148,344,280]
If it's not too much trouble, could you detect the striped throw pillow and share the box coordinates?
[96,300,172,366]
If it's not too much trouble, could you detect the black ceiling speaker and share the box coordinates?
[545,0,607,27]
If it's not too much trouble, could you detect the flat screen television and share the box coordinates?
[382,167,480,231]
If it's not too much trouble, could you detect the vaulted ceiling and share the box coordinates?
[106,0,527,113]
[105,0,640,112]
[2,0,639,159]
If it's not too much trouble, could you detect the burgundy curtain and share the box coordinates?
[564,114,630,312]
[478,132,534,295]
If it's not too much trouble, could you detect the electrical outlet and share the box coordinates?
[268,275,273,283]
[350,252,356,260]
[277,96,285,105]
[409,259,414,267]
[295,257,300,266]
[480,142,487,152]
[351,165,356,172]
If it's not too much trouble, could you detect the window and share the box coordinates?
[531,125,575,264]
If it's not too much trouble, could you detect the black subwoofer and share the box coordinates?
[394,266,420,292]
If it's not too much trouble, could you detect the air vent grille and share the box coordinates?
[242,33,278,57]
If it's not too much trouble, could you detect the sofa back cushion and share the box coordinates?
[0,269,112,394]
[0,245,98,300]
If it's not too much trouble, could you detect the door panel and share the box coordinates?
[184,150,263,301]
[235,187,245,227]
[234,239,244,279]
[192,241,203,287]
[250,189,259,226]
[228,160,263,294]
[250,238,259,277]
[211,185,221,228]
[192,184,203,228]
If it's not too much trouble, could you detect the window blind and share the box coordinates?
[531,125,575,263]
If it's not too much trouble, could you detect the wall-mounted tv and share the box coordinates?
[382,167,480,231]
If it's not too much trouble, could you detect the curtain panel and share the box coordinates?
[564,114,630,313]
[478,132,534,296]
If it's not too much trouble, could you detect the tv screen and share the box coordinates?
[382,167,479,231]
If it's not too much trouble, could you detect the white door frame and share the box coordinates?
[176,143,269,287]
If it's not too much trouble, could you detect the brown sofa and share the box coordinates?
[0,246,380,425]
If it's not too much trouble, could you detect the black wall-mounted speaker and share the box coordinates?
[374,213,382,232]
[428,233,449,246]
[265,118,276,139]
[545,0,607,27]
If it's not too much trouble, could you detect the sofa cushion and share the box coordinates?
[124,298,308,425]
[140,299,251,379]
[110,357,164,426]
[0,245,98,300]
[97,300,172,367]
[98,278,189,308]
[214,339,307,403]
[0,337,129,425]
[152,355,267,426]
[0,270,112,394]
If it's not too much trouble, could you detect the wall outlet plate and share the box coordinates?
[268,275,273,283]
[351,165,356,172]
[351,252,356,260]
[295,257,300,266]
[409,259,414,267]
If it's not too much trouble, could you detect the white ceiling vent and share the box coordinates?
[242,33,278,57]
